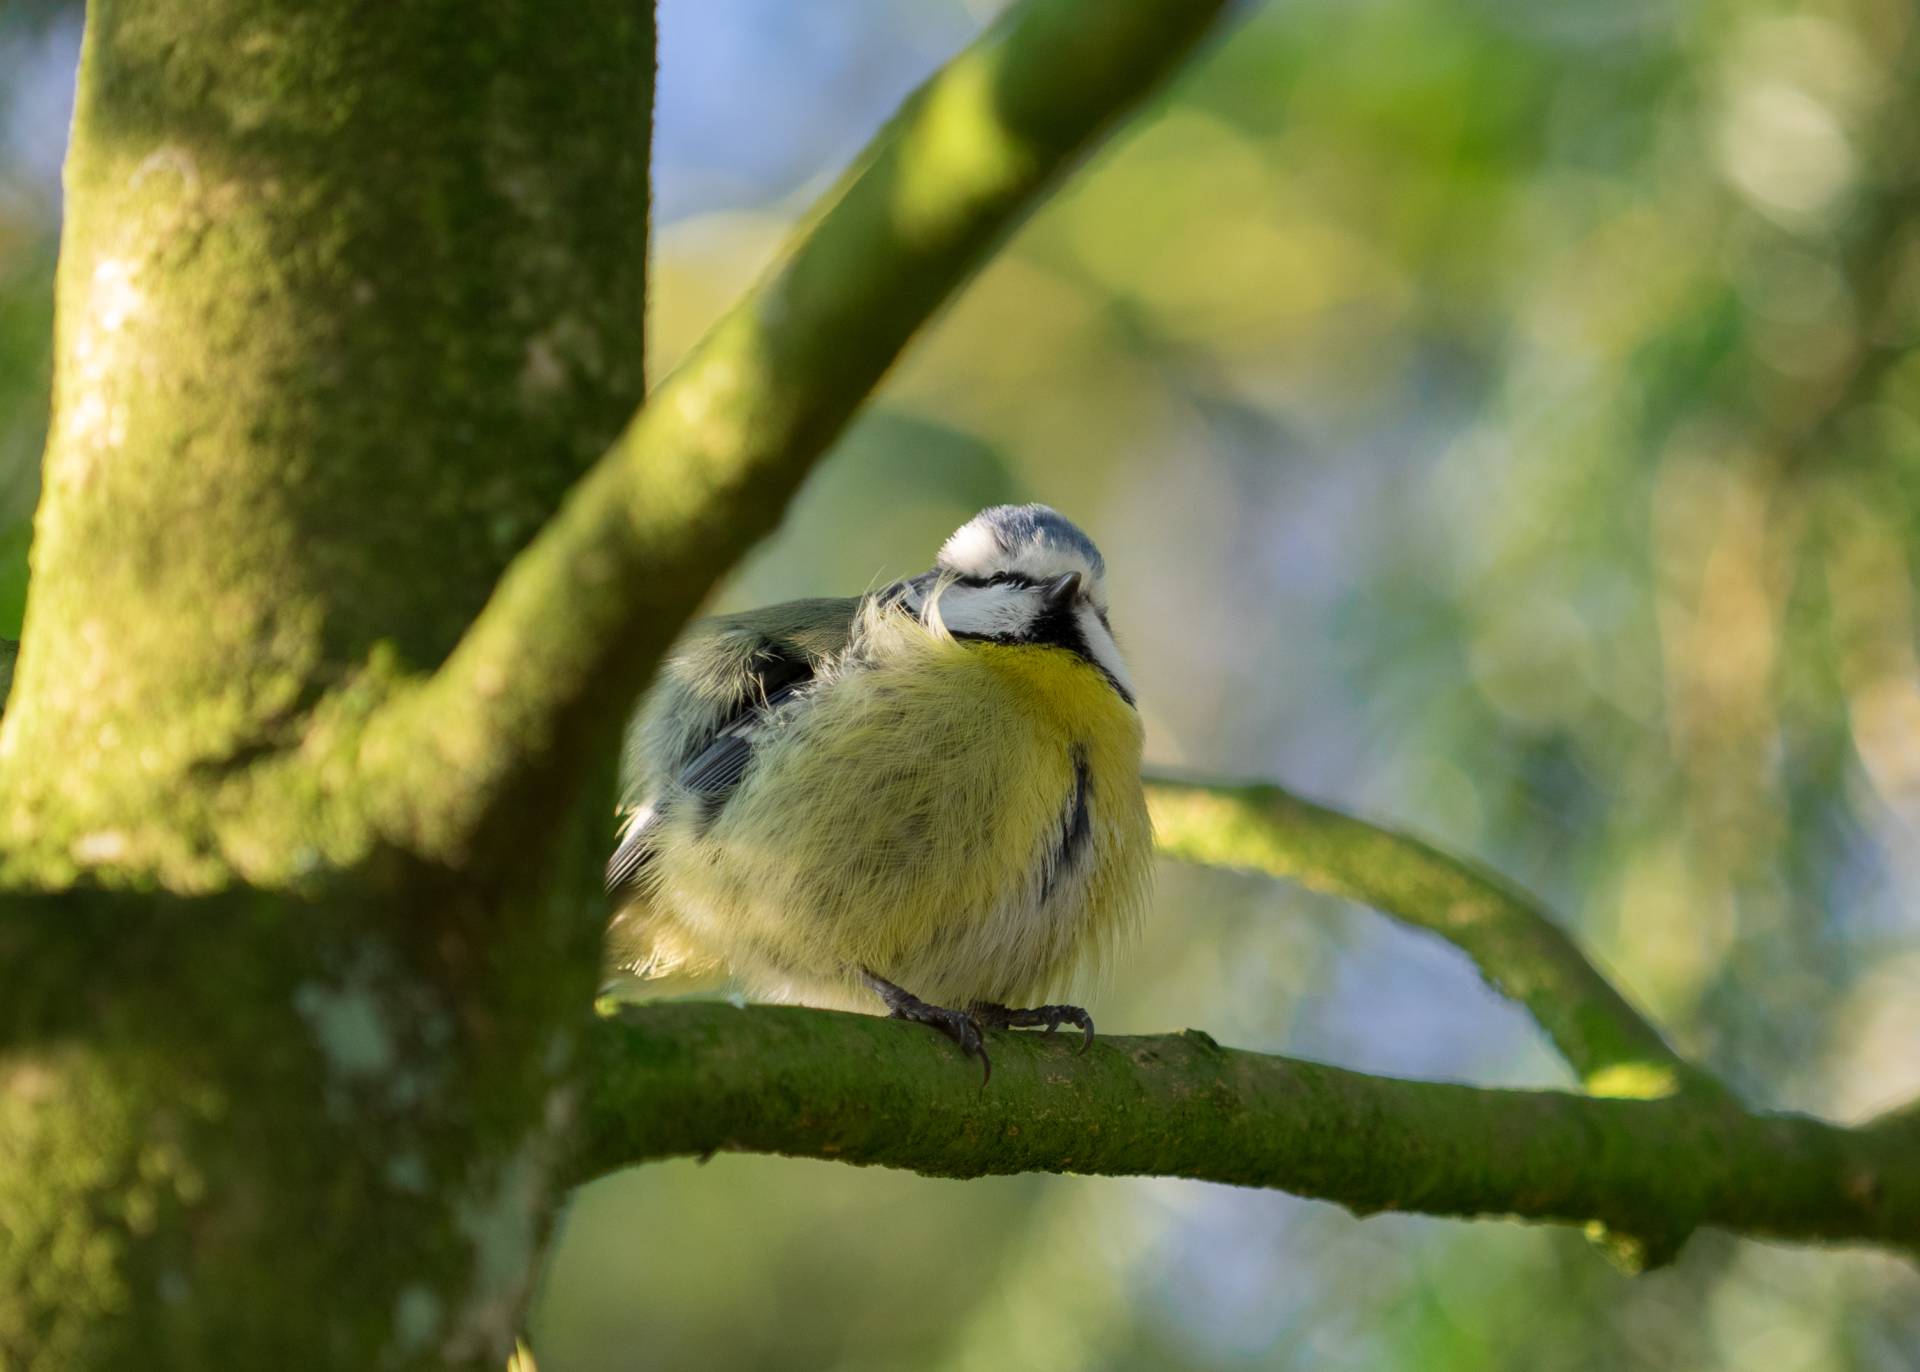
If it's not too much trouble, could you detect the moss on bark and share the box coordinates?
[0,0,651,888]
[581,1002,1920,1263]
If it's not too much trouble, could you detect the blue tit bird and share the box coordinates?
[605,504,1153,1079]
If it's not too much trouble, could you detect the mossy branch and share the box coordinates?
[360,0,1233,863]
[577,1002,1919,1270]
[1144,775,1723,1100]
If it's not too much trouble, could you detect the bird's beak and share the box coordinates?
[1041,571,1083,607]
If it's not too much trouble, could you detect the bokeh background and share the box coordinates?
[7,0,1920,1367]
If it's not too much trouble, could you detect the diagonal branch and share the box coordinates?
[359,0,1233,862]
[1870,1095,1920,1143]
[1143,775,1724,1100]
[577,1002,1918,1270]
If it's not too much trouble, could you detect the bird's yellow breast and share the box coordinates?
[960,639,1130,733]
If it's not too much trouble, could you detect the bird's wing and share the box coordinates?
[606,600,862,895]
[605,661,813,894]
[673,677,808,806]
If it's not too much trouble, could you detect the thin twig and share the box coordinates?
[1144,774,1724,1100]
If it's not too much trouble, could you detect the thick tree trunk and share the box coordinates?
[0,2,652,1366]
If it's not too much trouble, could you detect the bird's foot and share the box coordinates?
[971,1001,1095,1053]
[862,971,990,1085]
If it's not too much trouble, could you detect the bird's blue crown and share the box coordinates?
[936,504,1106,581]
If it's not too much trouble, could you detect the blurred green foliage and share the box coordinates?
[6,0,1919,1367]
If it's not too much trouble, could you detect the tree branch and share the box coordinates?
[1143,775,1725,1100]
[360,0,1233,863]
[1870,1095,1920,1144]
[576,1002,1919,1269]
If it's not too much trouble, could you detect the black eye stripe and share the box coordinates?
[953,571,1037,589]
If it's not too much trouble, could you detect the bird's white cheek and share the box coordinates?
[933,585,1033,638]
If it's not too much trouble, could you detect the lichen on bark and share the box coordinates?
[1,885,601,1368]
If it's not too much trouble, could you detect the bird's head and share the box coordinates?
[893,504,1134,705]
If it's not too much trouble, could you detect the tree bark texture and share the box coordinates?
[1,2,651,1366]
[582,1003,1920,1265]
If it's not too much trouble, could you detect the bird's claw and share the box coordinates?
[923,1005,990,1087]
[972,1001,1096,1054]
[863,970,992,1086]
